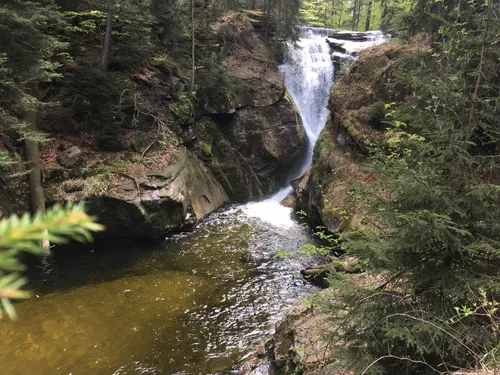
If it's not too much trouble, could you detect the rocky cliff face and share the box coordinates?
[296,40,425,233]
[194,22,307,198]
[31,13,306,239]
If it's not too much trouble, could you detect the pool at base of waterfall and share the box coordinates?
[0,204,318,375]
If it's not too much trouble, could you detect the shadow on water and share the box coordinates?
[1,205,319,375]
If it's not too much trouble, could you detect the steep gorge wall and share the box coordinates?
[296,40,426,233]
[1,12,306,239]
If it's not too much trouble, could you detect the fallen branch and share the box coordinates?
[141,140,158,160]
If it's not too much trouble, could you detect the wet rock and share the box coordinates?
[281,193,296,208]
[227,97,307,192]
[301,265,330,288]
[57,146,82,168]
[326,39,348,54]
[295,168,323,230]
[327,31,371,41]
[193,117,264,202]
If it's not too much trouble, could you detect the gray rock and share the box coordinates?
[280,193,296,208]
[57,146,82,168]
[226,97,307,192]
[86,147,229,239]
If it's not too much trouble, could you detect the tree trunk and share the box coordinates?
[275,0,282,44]
[100,0,115,72]
[467,0,491,143]
[264,0,272,40]
[351,0,358,30]
[25,111,50,251]
[330,0,335,26]
[364,0,373,31]
[190,0,195,92]
[381,1,388,31]
[355,0,362,30]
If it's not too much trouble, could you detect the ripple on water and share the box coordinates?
[0,199,318,375]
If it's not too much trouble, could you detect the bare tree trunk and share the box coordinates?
[351,0,358,30]
[364,0,373,31]
[264,0,272,40]
[100,0,115,72]
[330,0,335,27]
[25,111,50,251]
[467,0,491,142]
[355,0,362,30]
[190,0,195,92]
[275,0,282,45]
[380,0,388,31]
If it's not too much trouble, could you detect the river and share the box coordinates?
[0,28,384,375]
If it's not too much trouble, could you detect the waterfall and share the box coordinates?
[279,28,335,178]
[243,28,335,222]
[244,28,386,221]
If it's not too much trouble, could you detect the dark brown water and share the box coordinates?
[0,202,317,375]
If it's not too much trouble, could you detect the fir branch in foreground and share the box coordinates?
[0,202,104,320]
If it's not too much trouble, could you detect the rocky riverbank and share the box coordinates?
[1,12,307,239]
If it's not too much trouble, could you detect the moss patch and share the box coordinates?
[201,141,212,157]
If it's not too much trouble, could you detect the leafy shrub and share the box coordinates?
[196,55,233,110]
[65,65,132,150]
[367,101,386,129]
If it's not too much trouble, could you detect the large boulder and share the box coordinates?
[47,146,228,239]
[89,147,228,239]
[226,33,285,109]
[196,22,286,114]
[57,146,82,168]
[193,117,264,202]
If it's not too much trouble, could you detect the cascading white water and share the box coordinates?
[279,28,335,177]
[243,28,335,224]
[243,27,387,225]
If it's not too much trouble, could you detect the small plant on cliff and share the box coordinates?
[367,101,386,130]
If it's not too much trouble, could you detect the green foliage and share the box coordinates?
[319,2,500,373]
[0,203,104,320]
[64,65,132,150]
[0,0,66,147]
[297,0,414,31]
[196,55,233,109]
[367,101,386,129]
[66,65,133,121]
[201,141,212,157]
